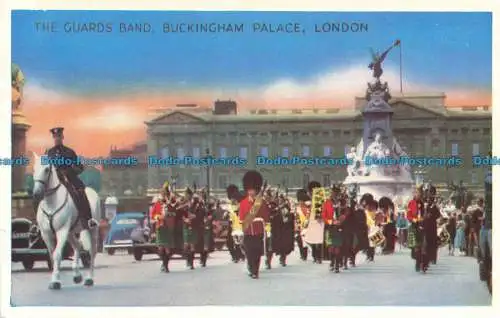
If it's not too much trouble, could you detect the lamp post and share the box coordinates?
[205,148,210,198]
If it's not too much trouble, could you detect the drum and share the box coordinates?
[437,226,450,248]
[368,226,385,247]
[232,229,244,246]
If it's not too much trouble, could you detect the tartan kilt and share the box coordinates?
[325,227,343,247]
[183,225,198,245]
[156,225,176,248]
[407,223,423,249]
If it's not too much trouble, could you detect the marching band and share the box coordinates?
[146,170,476,279]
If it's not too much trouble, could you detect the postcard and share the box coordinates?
[6,10,492,308]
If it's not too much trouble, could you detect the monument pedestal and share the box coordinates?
[12,110,31,193]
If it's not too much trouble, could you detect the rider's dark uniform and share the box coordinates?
[39,127,94,229]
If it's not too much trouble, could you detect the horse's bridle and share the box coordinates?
[34,164,62,197]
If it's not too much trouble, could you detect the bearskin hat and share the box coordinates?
[378,197,393,210]
[243,170,263,192]
[296,189,310,202]
[307,181,321,193]
[360,193,374,205]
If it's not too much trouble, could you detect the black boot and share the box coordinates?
[189,252,195,270]
[350,254,356,267]
[329,257,334,271]
[302,247,308,261]
[279,254,286,267]
[343,256,348,270]
[265,257,272,270]
[162,254,170,273]
[201,251,207,267]
[335,256,341,273]
[185,251,191,268]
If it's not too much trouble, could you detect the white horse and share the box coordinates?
[32,152,100,290]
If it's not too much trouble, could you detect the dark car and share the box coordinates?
[11,218,90,271]
[104,212,146,255]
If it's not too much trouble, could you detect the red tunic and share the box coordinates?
[407,198,424,222]
[150,201,163,220]
[321,199,337,225]
[239,196,270,236]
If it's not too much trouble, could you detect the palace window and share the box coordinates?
[219,147,227,158]
[160,147,169,158]
[282,147,290,157]
[218,175,228,189]
[177,148,185,158]
[451,143,459,156]
[472,143,480,156]
[260,147,269,157]
[192,147,200,158]
[322,174,331,187]
[471,171,478,184]
[302,145,310,157]
[323,146,332,156]
[239,147,248,159]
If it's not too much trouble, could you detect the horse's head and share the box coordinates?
[32,152,56,200]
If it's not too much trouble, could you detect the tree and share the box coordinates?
[79,167,102,193]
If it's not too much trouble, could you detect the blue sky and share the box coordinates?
[12,11,492,94]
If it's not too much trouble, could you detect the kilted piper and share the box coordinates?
[153,182,179,273]
[239,170,270,279]
[181,188,198,270]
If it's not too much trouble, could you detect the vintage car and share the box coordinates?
[103,212,146,255]
[11,217,90,270]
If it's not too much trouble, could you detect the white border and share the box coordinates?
[1,1,498,318]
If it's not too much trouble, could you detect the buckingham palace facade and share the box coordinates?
[144,93,491,192]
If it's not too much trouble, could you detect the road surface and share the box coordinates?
[11,247,491,306]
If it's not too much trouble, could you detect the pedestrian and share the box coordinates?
[454,214,466,255]
[446,213,457,255]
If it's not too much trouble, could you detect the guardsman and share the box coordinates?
[38,127,97,230]
[276,193,295,267]
[295,189,310,260]
[322,186,344,272]
[407,187,425,271]
[153,182,178,273]
[239,170,270,279]
[379,197,397,254]
[305,181,324,264]
[181,188,197,270]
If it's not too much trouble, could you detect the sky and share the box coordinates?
[12,11,492,157]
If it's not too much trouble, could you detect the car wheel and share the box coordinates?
[107,248,115,256]
[22,259,35,271]
[133,248,143,261]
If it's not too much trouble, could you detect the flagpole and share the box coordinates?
[399,41,403,94]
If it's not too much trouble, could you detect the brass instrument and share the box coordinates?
[310,187,331,222]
